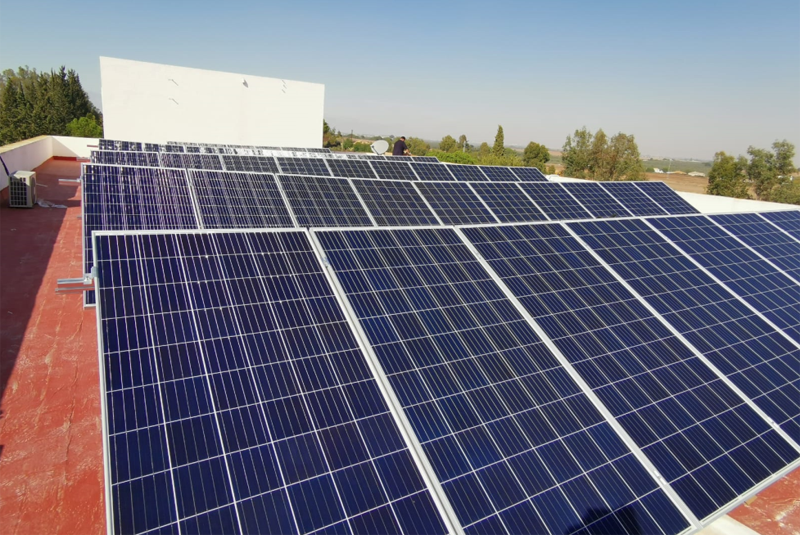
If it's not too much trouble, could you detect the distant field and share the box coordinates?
[643,159,712,174]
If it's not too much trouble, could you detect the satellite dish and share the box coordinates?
[371,140,389,155]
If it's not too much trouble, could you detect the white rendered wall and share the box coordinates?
[678,191,796,214]
[100,57,324,147]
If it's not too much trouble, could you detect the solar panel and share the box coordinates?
[444,164,489,182]
[278,175,373,227]
[92,151,160,167]
[410,162,456,181]
[143,143,162,152]
[711,213,800,281]
[760,210,800,240]
[561,183,633,219]
[599,182,668,217]
[326,159,378,179]
[570,218,800,442]
[188,171,294,229]
[161,153,224,170]
[186,146,202,153]
[316,227,690,535]
[221,155,280,174]
[410,156,440,163]
[163,145,186,153]
[469,182,548,223]
[478,166,518,182]
[370,161,418,181]
[338,153,386,161]
[634,182,699,214]
[350,179,440,227]
[519,183,593,220]
[463,222,800,521]
[276,157,332,176]
[93,229,449,535]
[414,182,498,225]
[648,215,800,344]
[100,139,143,151]
[510,167,548,182]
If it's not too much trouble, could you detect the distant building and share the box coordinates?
[688,172,706,177]
[653,168,664,174]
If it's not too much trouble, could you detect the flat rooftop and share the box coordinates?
[0,158,798,535]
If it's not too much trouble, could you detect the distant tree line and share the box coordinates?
[0,66,102,145]
[707,141,798,205]
[561,127,644,181]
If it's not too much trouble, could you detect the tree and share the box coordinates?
[439,135,457,153]
[562,127,643,180]
[406,137,430,156]
[478,142,491,158]
[772,140,797,176]
[562,127,594,179]
[457,134,470,152]
[522,142,550,169]
[749,140,797,200]
[707,151,749,198]
[769,179,800,205]
[66,114,103,137]
[427,150,477,165]
[602,133,645,181]
[493,125,505,157]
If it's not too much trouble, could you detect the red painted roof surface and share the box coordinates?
[0,158,796,535]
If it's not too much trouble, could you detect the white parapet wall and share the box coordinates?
[0,136,96,191]
[100,57,325,147]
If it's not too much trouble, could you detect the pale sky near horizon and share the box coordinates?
[2,0,798,161]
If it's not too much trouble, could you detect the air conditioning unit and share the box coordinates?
[8,171,37,208]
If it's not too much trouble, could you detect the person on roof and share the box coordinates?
[392,136,411,156]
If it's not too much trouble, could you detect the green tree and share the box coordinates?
[772,140,797,176]
[562,127,643,180]
[426,149,478,165]
[769,180,800,205]
[748,146,778,200]
[522,142,550,169]
[457,134,470,152]
[406,137,430,156]
[602,132,645,181]
[439,135,457,153]
[493,125,505,157]
[478,142,491,158]
[562,127,594,179]
[707,151,750,198]
[66,113,103,137]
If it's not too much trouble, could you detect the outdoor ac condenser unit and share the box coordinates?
[8,171,37,208]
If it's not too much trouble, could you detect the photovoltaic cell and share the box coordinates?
[414,182,497,225]
[276,157,332,177]
[445,164,489,182]
[188,171,293,229]
[561,183,632,219]
[479,166,518,182]
[317,227,689,535]
[570,219,800,442]
[760,211,800,241]
[326,159,378,180]
[410,162,456,181]
[711,213,800,281]
[510,167,548,182]
[648,215,800,345]
[599,183,668,217]
[221,155,280,174]
[634,182,699,215]
[351,179,440,227]
[100,140,143,151]
[370,161,419,181]
[339,153,386,161]
[161,153,224,170]
[94,229,448,535]
[92,151,160,167]
[278,175,373,227]
[410,156,440,163]
[519,183,593,221]
[463,222,800,521]
[469,183,547,223]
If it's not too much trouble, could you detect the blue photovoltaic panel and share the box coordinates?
[599,183,668,217]
[510,167,548,182]
[410,156,441,163]
[163,145,186,153]
[317,227,689,535]
[94,229,448,535]
[100,140,143,151]
[445,164,488,182]
[711,213,800,281]
[649,215,800,344]
[276,157,332,177]
[463,223,800,521]
[469,182,547,223]
[370,161,419,181]
[410,162,456,181]
[161,153,224,170]
[82,165,198,306]
[351,179,440,227]
[326,159,379,180]
[221,155,280,174]
[519,183,593,221]
[188,171,294,229]
[278,175,373,227]
[340,153,386,161]
[760,210,800,241]
[479,166,517,182]
[561,183,633,219]
[414,182,497,225]
[92,151,160,167]
[570,219,800,442]
[634,182,699,214]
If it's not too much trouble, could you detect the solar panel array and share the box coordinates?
[85,139,800,535]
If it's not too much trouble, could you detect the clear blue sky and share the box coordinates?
[2,0,798,160]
